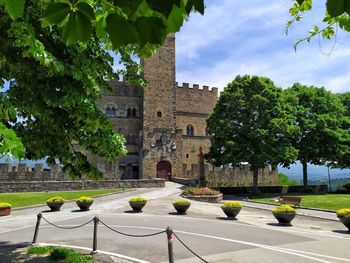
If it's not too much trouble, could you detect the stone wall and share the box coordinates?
[0,179,165,193]
[181,164,279,187]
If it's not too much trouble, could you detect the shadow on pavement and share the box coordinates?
[124,210,142,214]
[0,241,47,263]
[267,222,293,227]
[216,216,238,221]
[332,229,350,235]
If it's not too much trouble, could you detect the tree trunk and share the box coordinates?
[253,168,259,194]
[302,157,308,192]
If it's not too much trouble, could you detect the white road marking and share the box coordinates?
[38,224,350,262]
[37,242,150,263]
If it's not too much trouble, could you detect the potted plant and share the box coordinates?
[76,196,94,211]
[129,196,147,212]
[173,200,191,214]
[272,205,296,225]
[47,196,65,211]
[0,202,12,216]
[336,208,350,232]
[221,201,242,219]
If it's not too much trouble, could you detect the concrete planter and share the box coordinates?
[181,194,223,203]
[0,207,11,216]
[76,201,93,211]
[338,217,350,232]
[173,203,191,215]
[129,201,147,212]
[272,212,296,225]
[47,202,64,212]
[222,207,241,219]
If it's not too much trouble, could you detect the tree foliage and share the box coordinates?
[283,84,350,190]
[287,0,350,49]
[0,0,204,178]
[206,75,299,192]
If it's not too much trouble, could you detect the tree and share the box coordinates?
[0,0,204,178]
[333,92,350,168]
[287,0,350,49]
[283,84,350,190]
[206,75,298,193]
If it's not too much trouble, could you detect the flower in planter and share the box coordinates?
[336,208,350,232]
[129,196,147,212]
[221,201,242,219]
[182,187,220,196]
[46,196,65,212]
[272,205,296,225]
[172,200,191,214]
[0,202,12,216]
[76,196,94,211]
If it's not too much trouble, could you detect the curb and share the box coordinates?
[246,200,336,213]
[12,189,135,211]
[241,201,338,222]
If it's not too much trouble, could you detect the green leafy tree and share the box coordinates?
[0,0,204,178]
[334,92,350,168]
[206,75,299,193]
[287,0,350,49]
[284,84,350,190]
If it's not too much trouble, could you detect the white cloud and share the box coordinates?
[176,0,350,93]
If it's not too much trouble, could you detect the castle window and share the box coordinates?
[105,106,116,118]
[186,154,189,158]
[205,128,209,137]
[127,108,132,117]
[157,111,162,117]
[186,125,194,136]
[132,108,137,117]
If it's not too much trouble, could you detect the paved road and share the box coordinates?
[0,183,349,263]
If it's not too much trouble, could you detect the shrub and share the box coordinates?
[47,196,65,203]
[129,196,147,203]
[221,201,243,209]
[0,202,11,209]
[173,200,190,205]
[76,196,94,203]
[272,205,296,214]
[182,187,220,196]
[336,208,350,218]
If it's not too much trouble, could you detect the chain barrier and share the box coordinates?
[32,213,209,262]
[173,231,209,263]
[99,219,166,238]
[41,215,93,230]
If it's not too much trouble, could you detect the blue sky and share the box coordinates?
[175,0,350,93]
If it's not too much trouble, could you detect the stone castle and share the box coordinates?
[0,35,278,187]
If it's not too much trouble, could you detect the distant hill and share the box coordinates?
[279,161,350,189]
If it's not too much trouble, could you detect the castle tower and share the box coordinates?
[142,34,176,129]
[141,34,182,179]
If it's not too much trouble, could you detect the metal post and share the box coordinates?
[92,216,99,254]
[32,213,42,244]
[166,226,174,263]
[327,166,332,193]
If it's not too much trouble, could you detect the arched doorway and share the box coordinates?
[156,161,171,180]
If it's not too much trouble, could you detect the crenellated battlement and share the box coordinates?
[176,82,218,93]
[0,162,116,182]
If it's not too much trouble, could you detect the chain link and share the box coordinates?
[41,216,93,230]
[99,219,166,238]
[173,231,209,263]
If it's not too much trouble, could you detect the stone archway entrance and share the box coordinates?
[156,161,172,180]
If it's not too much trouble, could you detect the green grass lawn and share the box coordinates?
[248,193,350,211]
[0,189,123,208]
